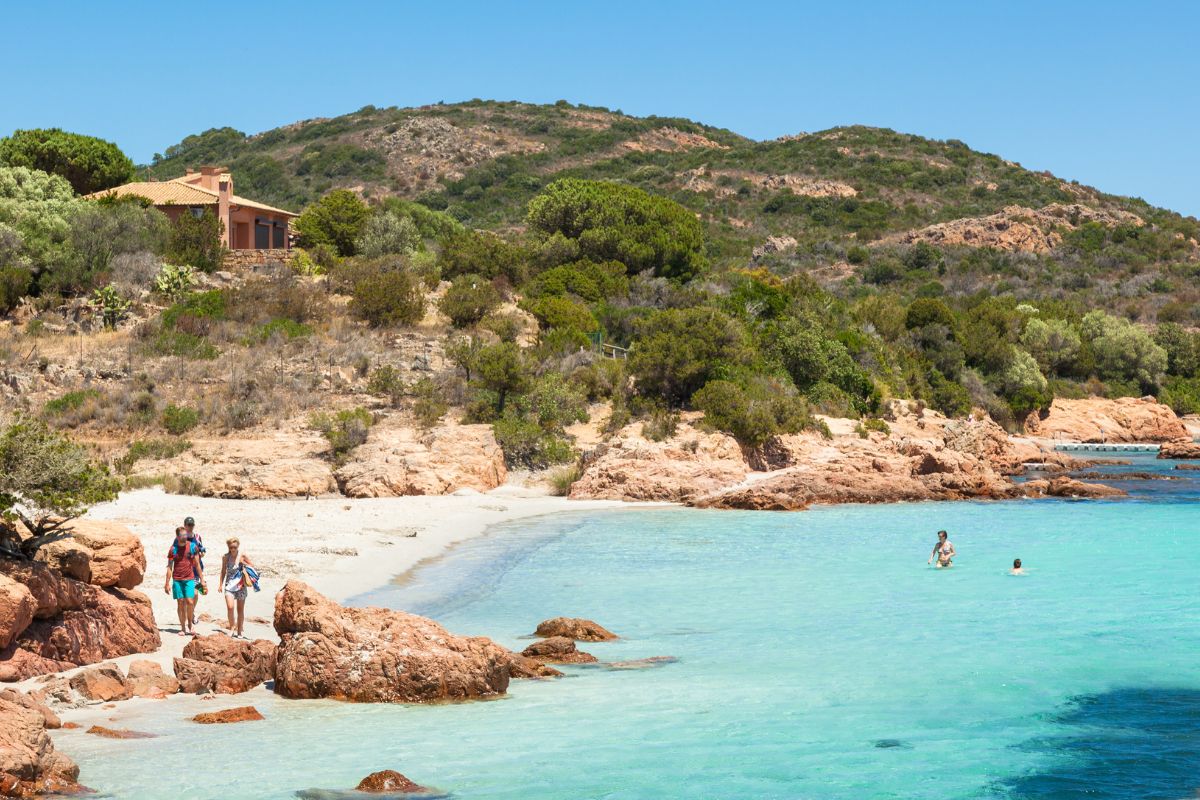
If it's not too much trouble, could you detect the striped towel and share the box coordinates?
[241,564,262,593]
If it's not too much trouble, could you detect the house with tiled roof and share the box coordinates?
[86,166,296,251]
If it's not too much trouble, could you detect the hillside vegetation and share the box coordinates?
[3,100,1200,492]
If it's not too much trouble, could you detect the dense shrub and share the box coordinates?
[161,404,200,435]
[355,209,420,258]
[439,273,502,328]
[629,307,749,407]
[437,228,530,284]
[522,295,597,334]
[343,259,425,327]
[525,259,628,302]
[526,178,707,280]
[693,378,817,447]
[310,407,373,461]
[166,208,224,272]
[295,190,370,257]
[1080,310,1168,390]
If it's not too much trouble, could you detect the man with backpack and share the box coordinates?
[165,526,206,636]
[182,516,206,627]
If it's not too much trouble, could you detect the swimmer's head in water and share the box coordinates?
[937,530,948,540]
[1013,558,1022,568]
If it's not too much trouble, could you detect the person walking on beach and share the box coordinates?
[165,527,205,635]
[927,530,956,568]
[182,516,206,626]
[218,538,256,638]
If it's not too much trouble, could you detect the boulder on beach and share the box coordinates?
[69,664,132,702]
[0,574,35,651]
[0,691,81,798]
[273,580,511,703]
[126,660,180,699]
[192,706,264,724]
[1158,440,1200,459]
[28,519,146,589]
[173,635,276,694]
[334,423,507,497]
[534,617,618,642]
[521,637,597,664]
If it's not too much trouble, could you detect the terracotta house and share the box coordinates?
[86,166,296,250]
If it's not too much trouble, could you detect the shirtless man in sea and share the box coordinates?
[927,530,955,568]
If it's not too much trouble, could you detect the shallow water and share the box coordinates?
[60,459,1200,799]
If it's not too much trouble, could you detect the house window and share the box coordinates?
[254,220,271,249]
[272,221,285,248]
[189,206,205,219]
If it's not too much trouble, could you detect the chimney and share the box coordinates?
[216,172,231,248]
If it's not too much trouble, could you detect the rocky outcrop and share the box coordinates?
[0,576,34,651]
[1158,440,1200,459]
[570,417,748,502]
[1021,477,1127,499]
[890,203,1144,254]
[133,432,336,499]
[0,561,88,621]
[0,692,81,798]
[534,618,618,642]
[126,660,180,699]
[273,581,511,703]
[28,519,145,589]
[1025,397,1188,443]
[0,587,159,682]
[173,635,276,694]
[521,637,597,664]
[355,770,433,794]
[334,423,506,497]
[69,664,132,702]
[192,706,264,724]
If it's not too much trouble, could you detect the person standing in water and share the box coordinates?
[927,530,956,568]
[218,537,256,638]
[1010,558,1025,575]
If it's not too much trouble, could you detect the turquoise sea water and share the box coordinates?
[59,457,1200,799]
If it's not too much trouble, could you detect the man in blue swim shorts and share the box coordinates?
[164,526,206,636]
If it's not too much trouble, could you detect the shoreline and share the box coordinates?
[17,487,647,701]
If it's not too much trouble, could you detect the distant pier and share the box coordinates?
[1053,443,1161,453]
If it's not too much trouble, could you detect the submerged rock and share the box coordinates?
[534,617,618,642]
[355,770,433,794]
[873,739,912,749]
[1021,477,1126,499]
[85,725,156,739]
[604,656,679,671]
[273,581,510,703]
[505,654,563,679]
[192,706,264,724]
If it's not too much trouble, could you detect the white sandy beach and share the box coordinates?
[18,486,640,701]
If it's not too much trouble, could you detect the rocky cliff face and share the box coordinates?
[0,689,82,798]
[0,522,159,683]
[334,422,506,497]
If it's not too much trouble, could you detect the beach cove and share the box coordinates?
[38,460,1200,799]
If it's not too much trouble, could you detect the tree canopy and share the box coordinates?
[0,128,135,195]
[527,178,707,281]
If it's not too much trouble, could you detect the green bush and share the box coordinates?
[161,404,200,435]
[166,209,224,272]
[44,389,101,417]
[348,263,425,327]
[641,408,680,442]
[411,378,448,429]
[492,413,575,469]
[152,263,197,301]
[367,365,405,405]
[355,209,421,258]
[630,307,749,407]
[295,189,370,257]
[437,228,529,284]
[257,318,313,341]
[439,274,502,328]
[90,284,130,329]
[693,378,817,447]
[147,330,219,360]
[309,407,373,460]
[162,289,227,330]
[525,259,628,302]
[0,266,31,313]
[523,295,598,334]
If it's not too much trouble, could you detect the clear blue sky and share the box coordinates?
[3,1,1196,216]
